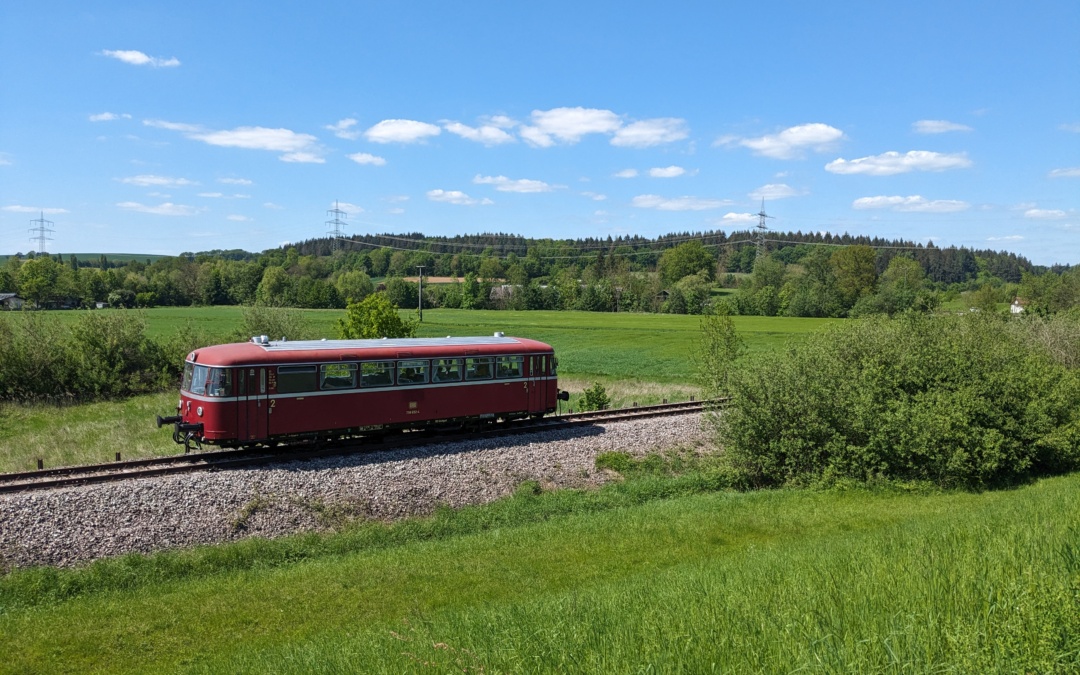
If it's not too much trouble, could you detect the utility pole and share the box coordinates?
[416,265,426,321]
[754,198,772,262]
[29,212,55,254]
[326,201,347,253]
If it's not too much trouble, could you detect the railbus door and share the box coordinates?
[238,367,269,441]
[528,355,547,413]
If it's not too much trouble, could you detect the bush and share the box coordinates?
[712,314,1080,489]
[0,312,175,402]
[579,382,611,411]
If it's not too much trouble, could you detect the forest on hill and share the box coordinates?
[0,229,1075,318]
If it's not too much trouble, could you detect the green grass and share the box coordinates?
[0,393,182,472]
[114,306,835,382]
[0,464,1076,673]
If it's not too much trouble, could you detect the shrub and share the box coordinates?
[579,382,611,411]
[0,312,175,402]
[712,313,1080,489]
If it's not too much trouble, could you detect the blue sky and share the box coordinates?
[1,1,1078,264]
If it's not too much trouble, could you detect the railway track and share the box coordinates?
[0,399,723,495]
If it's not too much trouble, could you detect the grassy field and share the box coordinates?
[75,306,838,381]
[0,309,836,472]
[0,463,1076,673]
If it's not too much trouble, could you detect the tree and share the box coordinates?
[337,293,418,339]
[830,245,878,311]
[876,256,925,315]
[335,270,374,303]
[693,305,744,398]
[658,241,716,285]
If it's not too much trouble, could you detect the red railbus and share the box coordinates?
[158,334,564,449]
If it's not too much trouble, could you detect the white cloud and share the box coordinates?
[718,123,844,159]
[116,201,199,216]
[649,166,686,178]
[193,127,316,152]
[631,194,729,211]
[913,120,973,134]
[426,189,493,206]
[519,107,622,147]
[749,183,804,200]
[1025,208,1067,219]
[143,119,202,133]
[611,118,689,148]
[721,212,759,224]
[2,205,68,214]
[473,175,555,193]
[442,121,515,146]
[198,192,225,198]
[89,112,131,122]
[1060,123,1080,133]
[146,120,325,162]
[852,195,970,212]
[826,150,972,175]
[325,118,361,140]
[987,235,1024,241]
[385,195,410,203]
[614,168,638,178]
[119,174,198,188]
[1049,168,1080,178]
[0,153,12,166]
[388,207,405,215]
[331,202,364,215]
[348,152,387,166]
[219,177,253,185]
[227,214,251,222]
[581,191,607,201]
[364,119,441,144]
[101,49,180,67]
[280,152,325,164]
[263,202,285,210]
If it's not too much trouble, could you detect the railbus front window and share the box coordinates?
[187,365,211,395]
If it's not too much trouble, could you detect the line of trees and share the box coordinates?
[2,230,1074,317]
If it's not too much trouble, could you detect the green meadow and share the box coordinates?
[0,460,1076,673]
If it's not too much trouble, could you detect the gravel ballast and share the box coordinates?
[0,414,709,569]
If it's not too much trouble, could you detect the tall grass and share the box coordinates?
[1,463,1077,673]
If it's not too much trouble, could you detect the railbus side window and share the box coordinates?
[432,358,463,383]
[320,363,357,390]
[397,359,429,385]
[206,368,233,397]
[496,355,524,379]
[465,357,493,381]
[182,363,195,392]
[360,361,395,388]
[277,366,317,393]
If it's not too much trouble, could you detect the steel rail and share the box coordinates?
[0,399,727,495]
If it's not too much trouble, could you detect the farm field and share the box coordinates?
[1,468,1076,673]
[0,309,836,472]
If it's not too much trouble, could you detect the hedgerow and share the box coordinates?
[0,312,192,402]
[711,313,1080,489]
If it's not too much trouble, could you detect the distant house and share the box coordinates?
[1010,298,1026,315]
[0,293,24,310]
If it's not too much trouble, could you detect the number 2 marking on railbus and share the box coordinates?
[269,400,276,408]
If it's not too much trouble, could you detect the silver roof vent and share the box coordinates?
[494,331,505,338]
